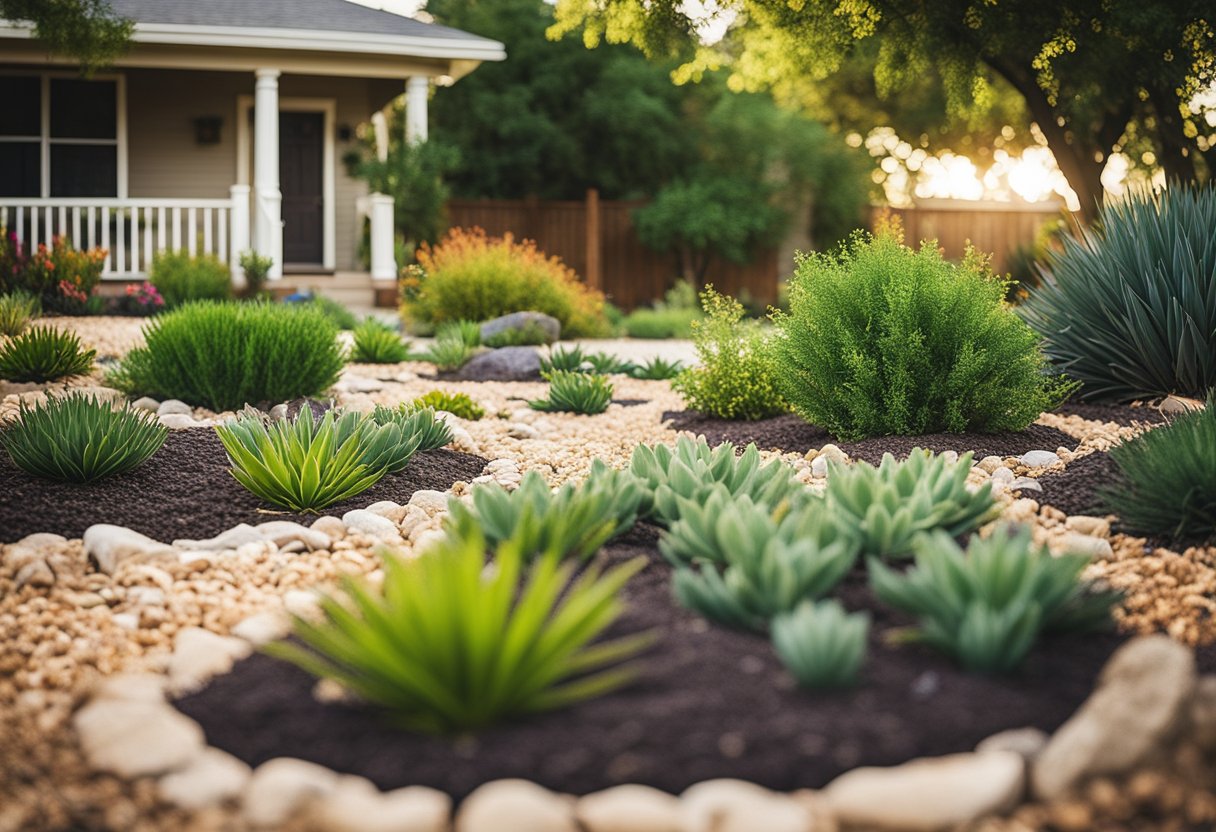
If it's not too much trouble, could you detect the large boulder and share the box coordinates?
[454,347,542,382]
[479,311,561,345]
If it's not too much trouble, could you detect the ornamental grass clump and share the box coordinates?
[672,288,787,420]
[540,345,586,374]
[869,525,1120,673]
[1022,184,1216,401]
[771,600,869,689]
[774,231,1071,440]
[112,302,345,411]
[409,390,484,421]
[529,370,613,414]
[434,318,482,348]
[350,319,411,364]
[216,407,422,512]
[421,335,476,372]
[825,449,998,559]
[265,523,653,733]
[1,393,166,483]
[0,325,95,382]
[0,291,39,336]
[1101,397,1216,540]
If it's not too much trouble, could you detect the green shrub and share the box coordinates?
[0,291,39,336]
[530,370,613,414]
[149,251,232,308]
[1022,184,1216,401]
[869,525,1120,673]
[774,232,1071,440]
[483,321,552,348]
[112,302,344,411]
[370,404,453,451]
[446,462,644,561]
[1101,397,1216,540]
[404,228,610,338]
[825,449,997,559]
[238,251,274,299]
[304,295,359,331]
[435,318,482,348]
[266,522,652,733]
[622,307,701,339]
[410,390,484,421]
[771,600,869,689]
[0,325,95,382]
[630,437,803,526]
[351,319,411,364]
[16,237,105,314]
[421,336,475,372]
[673,288,787,421]
[1,392,166,483]
[216,407,422,512]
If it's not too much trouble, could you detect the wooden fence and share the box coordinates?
[446,192,1073,309]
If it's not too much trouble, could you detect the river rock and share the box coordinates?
[341,509,399,540]
[407,489,450,515]
[1020,450,1061,468]
[576,784,681,832]
[312,776,451,832]
[74,698,204,778]
[454,346,542,381]
[157,399,193,416]
[159,747,252,810]
[160,413,203,429]
[83,524,175,574]
[680,779,811,832]
[243,758,340,828]
[131,396,160,412]
[232,610,291,646]
[174,524,266,551]
[456,779,576,832]
[168,627,252,694]
[479,311,561,344]
[976,727,1049,761]
[255,520,331,551]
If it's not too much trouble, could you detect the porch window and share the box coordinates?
[0,75,120,198]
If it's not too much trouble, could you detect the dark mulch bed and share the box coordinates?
[0,428,487,543]
[662,411,1075,464]
[1054,401,1169,427]
[1035,452,1120,517]
[174,524,1216,800]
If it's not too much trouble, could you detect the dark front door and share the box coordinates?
[280,112,324,266]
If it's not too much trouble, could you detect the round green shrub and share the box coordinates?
[112,301,345,411]
[150,251,233,308]
[0,325,95,382]
[773,232,1070,440]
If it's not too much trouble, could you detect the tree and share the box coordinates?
[550,0,1216,221]
[1,0,132,69]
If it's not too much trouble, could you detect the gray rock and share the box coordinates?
[454,346,541,381]
[1020,449,1061,468]
[159,413,203,430]
[74,699,205,778]
[83,524,174,574]
[167,627,252,694]
[1009,476,1044,493]
[157,399,194,417]
[1032,635,1196,799]
[131,396,160,413]
[174,523,267,551]
[479,311,561,345]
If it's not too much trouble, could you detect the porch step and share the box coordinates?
[285,272,382,309]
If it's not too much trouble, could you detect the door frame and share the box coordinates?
[236,95,335,270]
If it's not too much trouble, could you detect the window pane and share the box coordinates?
[0,142,40,196]
[51,79,116,139]
[50,144,116,197]
[0,77,40,137]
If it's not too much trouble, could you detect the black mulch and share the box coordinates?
[173,524,1216,801]
[1035,452,1121,518]
[1054,401,1169,427]
[661,411,1076,464]
[0,428,487,543]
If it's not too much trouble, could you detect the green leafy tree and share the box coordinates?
[1,0,132,69]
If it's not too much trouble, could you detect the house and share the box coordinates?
[0,0,504,304]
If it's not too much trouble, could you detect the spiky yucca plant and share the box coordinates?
[1,393,166,483]
[529,370,613,414]
[265,524,653,733]
[771,600,869,689]
[584,351,636,376]
[410,390,484,421]
[0,325,95,382]
[351,319,411,363]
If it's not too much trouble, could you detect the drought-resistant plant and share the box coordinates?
[113,282,165,317]
[0,325,95,382]
[446,461,644,561]
[1101,397,1216,540]
[585,351,636,376]
[483,320,552,348]
[351,319,412,364]
[238,251,274,299]
[410,390,484,421]
[149,251,232,308]
[304,295,360,331]
[1022,184,1216,401]
[826,450,998,559]
[673,288,787,420]
[621,279,703,339]
[869,526,1120,673]
[422,335,476,372]
[771,600,869,689]
[216,407,423,512]
[530,370,613,414]
[403,228,610,338]
[1,392,167,483]
[435,318,482,348]
[630,437,804,526]
[629,356,684,381]
[266,523,653,733]
[0,290,39,336]
[541,345,586,374]
[774,231,1071,440]
[370,404,454,452]
[112,302,345,411]
[16,237,106,314]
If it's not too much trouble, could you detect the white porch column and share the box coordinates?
[369,193,397,281]
[229,184,251,290]
[405,75,429,145]
[253,68,283,279]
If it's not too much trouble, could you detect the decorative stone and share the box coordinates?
[576,784,681,832]
[168,627,252,694]
[1032,635,1197,800]
[74,699,205,778]
[232,610,291,646]
[312,776,451,832]
[990,466,1015,486]
[255,520,331,551]
[480,311,561,344]
[160,413,203,429]
[93,672,166,704]
[283,589,323,619]
[339,375,385,393]
[408,490,451,515]
[365,501,408,523]
[810,456,830,478]
[310,515,347,540]
[157,399,194,416]
[1061,533,1114,560]
[1020,450,1061,468]
[16,560,54,588]
[508,423,539,440]
[341,509,399,540]
[174,524,267,551]
[158,747,252,811]
[680,779,811,832]
[977,455,1004,474]
[823,751,1024,831]
[939,450,959,465]
[243,758,340,828]
[1009,477,1043,493]
[448,424,479,453]
[454,347,542,382]
[5,532,68,570]
[976,727,1049,761]
[456,779,576,832]
[83,524,174,574]
[1064,515,1111,538]
[131,396,160,412]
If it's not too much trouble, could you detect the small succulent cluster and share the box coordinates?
[529,369,613,414]
[350,318,411,364]
[421,333,477,372]
[0,325,96,382]
[541,345,684,381]
[409,390,485,421]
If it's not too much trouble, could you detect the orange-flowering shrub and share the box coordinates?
[403,227,610,338]
[17,237,106,314]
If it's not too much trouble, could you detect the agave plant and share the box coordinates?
[1,392,167,483]
[771,600,869,689]
[350,319,411,364]
[630,436,804,526]
[629,356,684,381]
[370,404,454,453]
[530,370,613,414]
[0,325,96,382]
[541,345,587,374]
[825,449,997,559]
[869,525,1120,673]
[584,351,637,376]
[265,524,653,733]
[409,390,484,421]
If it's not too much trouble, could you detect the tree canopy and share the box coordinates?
[1,0,132,70]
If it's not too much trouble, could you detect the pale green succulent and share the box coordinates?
[771,599,869,689]
[825,448,998,559]
[370,404,453,452]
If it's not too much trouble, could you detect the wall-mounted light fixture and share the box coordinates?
[193,116,222,145]
[337,124,354,142]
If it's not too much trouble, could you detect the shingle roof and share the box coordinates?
[106,0,496,44]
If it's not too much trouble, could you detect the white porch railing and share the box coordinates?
[0,193,248,280]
